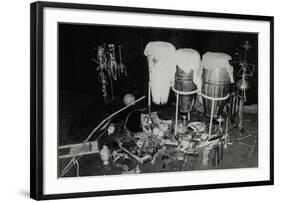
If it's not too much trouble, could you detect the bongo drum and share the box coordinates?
[144,41,176,105]
[174,48,201,113]
[201,52,234,118]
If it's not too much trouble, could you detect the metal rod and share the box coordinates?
[238,97,244,136]
[224,116,229,149]
[148,81,151,117]
[208,99,215,139]
[248,140,257,158]
[118,45,123,64]
[175,93,179,136]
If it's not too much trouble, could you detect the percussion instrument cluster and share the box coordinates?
[144,41,234,139]
[61,40,256,176]
[98,40,256,173]
[108,40,256,172]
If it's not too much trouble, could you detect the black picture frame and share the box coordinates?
[30,1,274,200]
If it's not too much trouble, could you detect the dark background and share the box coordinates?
[59,23,258,104]
[58,23,258,145]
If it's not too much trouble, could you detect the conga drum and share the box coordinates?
[144,41,176,105]
[201,52,234,118]
[174,48,201,113]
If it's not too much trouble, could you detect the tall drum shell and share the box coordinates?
[144,41,176,105]
[201,52,233,118]
[202,68,230,117]
[174,48,201,113]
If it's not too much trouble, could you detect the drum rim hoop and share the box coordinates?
[200,93,229,101]
[172,87,198,95]
[202,79,230,85]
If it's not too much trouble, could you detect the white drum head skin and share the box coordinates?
[144,41,176,104]
[176,48,201,88]
[202,52,234,83]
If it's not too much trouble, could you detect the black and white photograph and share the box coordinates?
[58,23,259,178]
[29,1,273,200]
[0,0,279,201]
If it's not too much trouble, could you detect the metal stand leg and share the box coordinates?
[208,99,215,139]
[237,98,244,137]
[230,93,256,159]
[175,93,179,136]
[224,116,229,149]
[237,98,253,141]
[148,82,151,116]
[248,139,257,158]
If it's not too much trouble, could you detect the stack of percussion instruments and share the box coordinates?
[144,41,235,139]
[60,40,257,177]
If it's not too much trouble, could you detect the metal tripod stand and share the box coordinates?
[235,88,257,159]
[229,41,257,158]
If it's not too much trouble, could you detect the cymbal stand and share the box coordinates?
[235,87,257,159]
[229,41,256,158]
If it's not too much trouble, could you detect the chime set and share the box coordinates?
[93,43,127,103]
[144,41,235,138]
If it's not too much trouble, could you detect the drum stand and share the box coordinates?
[200,94,230,167]
[201,93,229,139]
[230,89,257,159]
[172,87,198,136]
